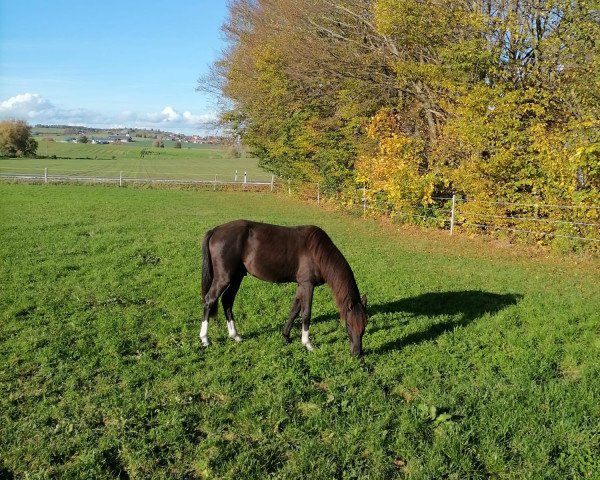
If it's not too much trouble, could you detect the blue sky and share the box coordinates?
[0,1,229,134]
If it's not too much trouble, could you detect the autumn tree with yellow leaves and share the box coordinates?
[204,0,600,245]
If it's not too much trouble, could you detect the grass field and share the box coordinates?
[1,183,599,479]
[0,141,265,181]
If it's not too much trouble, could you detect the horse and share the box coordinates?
[201,220,368,356]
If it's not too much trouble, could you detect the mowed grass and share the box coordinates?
[1,183,599,479]
[0,141,265,181]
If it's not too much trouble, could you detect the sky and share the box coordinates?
[0,1,229,135]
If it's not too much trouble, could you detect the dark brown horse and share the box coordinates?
[201,220,367,356]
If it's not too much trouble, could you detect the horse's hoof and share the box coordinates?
[201,340,210,348]
[304,342,315,352]
[282,335,291,344]
[232,335,243,342]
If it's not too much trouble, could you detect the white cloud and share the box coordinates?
[0,92,103,125]
[0,93,218,134]
[161,106,180,122]
[182,110,218,125]
[119,106,216,127]
[0,93,54,118]
[116,105,218,133]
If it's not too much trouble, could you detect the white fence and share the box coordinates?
[0,168,276,190]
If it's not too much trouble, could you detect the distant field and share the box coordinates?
[0,140,266,181]
[1,183,599,478]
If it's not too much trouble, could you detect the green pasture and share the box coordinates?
[1,183,599,478]
[0,141,265,181]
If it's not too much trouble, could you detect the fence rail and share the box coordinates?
[0,170,275,190]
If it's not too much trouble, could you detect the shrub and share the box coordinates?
[0,120,37,157]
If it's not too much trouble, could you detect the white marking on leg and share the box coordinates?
[200,320,209,347]
[227,320,242,342]
[302,326,314,351]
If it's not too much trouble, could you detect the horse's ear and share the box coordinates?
[361,294,368,309]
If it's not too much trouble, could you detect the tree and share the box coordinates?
[0,120,38,157]
[202,0,396,191]
[208,0,599,219]
[78,134,88,144]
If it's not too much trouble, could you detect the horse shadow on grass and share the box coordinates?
[367,290,522,354]
[239,290,521,351]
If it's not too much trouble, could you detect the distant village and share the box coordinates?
[33,124,226,145]
[64,134,224,145]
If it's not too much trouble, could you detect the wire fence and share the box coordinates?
[289,182,600,247]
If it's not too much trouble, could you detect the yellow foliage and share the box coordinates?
[356,109,435,209]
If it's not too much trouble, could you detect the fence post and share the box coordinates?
[288,180,291,196]
[450,194,456,235]
[244,171,247,184]
[119,171,122,187]
[44,167,48,184]
[214,174,217,191]
[363,185,367,214]
[271,175,274,192]
[235,170,238,182]
[317,184,320,205]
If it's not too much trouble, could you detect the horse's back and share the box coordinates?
[209,220,318,283]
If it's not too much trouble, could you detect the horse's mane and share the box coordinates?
[306,227,360,319]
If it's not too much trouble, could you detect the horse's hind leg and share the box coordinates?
[282,289,301,344]
[200,318,210,347]
[221,272,244,342]
[201,276,231,347]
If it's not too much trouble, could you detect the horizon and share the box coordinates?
[0,1,229,136]
[30,123,225,139]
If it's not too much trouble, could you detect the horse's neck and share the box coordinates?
[307,227,359,312]
[323,258,359,313]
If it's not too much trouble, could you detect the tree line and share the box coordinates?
[204,0,600,244]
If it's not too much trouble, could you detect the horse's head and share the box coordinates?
[346,294,368,356]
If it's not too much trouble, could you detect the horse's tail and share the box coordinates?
[202,228,218,318]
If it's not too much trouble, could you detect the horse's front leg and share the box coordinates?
[299,284,314,352]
